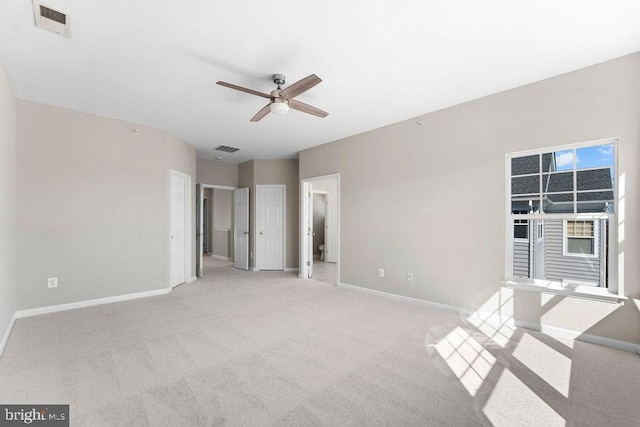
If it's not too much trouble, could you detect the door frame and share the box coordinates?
[233,187,250,271]
[170,169,193,287]
[300,173,340,284]
[255,184,286,271]
[198,183,237,274]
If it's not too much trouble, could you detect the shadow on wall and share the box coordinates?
[423,287,640,426]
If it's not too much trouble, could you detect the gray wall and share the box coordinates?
[312,193,326,256]
[0,58,16,347]
[212,188,232,258]
[16,100,196,310]
[196,157,239,187]
[239,159,299,269]
[299,52,640,346]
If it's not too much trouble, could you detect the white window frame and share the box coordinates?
[504,137,623,302]
[563,220,598,258]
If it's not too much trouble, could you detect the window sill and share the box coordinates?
[503,279,626,303]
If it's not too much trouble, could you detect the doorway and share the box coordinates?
[196,183,236,277]
[301,174,339,285]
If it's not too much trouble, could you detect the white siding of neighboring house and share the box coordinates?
[543,220,600,285]
[532,220,545,279]
[513,239,530,278]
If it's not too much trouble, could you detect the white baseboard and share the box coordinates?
[515,319,640,355]
[337,282,465,315]
[285,268,299,272]
[0,312,17,360]
[211,255,230,261]
[336,281,639,355]
[15,287,173,319]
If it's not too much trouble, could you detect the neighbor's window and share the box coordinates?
[564,220,597,257]
[513,210,529,239]
[507,139,616,289]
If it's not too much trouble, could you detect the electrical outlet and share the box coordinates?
[407,273,414,281]
[48,277,58,288]
[378,268,384,278]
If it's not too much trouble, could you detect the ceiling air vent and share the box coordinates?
[215,145,240,153]
[33,1,70,37]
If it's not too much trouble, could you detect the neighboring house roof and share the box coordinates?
[511,152,614,209]
[511,153,555,176]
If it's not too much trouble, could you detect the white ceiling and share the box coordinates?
[1,1,639,164]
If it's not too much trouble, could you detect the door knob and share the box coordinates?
[260,231,264,235]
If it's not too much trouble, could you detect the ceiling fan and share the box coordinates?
[216,74,328,122]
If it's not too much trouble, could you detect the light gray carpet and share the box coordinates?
[1,257,639,426]
[310,260,337,285]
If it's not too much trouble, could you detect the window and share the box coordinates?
[564,220,597,257]
[506,139,618,297]
[513,210,529,239]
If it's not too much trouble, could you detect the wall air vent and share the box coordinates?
[33,1,70,37]
[215,145,240,153]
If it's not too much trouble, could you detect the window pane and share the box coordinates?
[577,191,614,202]
[553,149,574,171]
[514,224,528,239]
[543,172,573,192]
[543,193,574,213]
[512,175,539,195]
[577,169,613,191]
[541,153,555,173]
[511,155,539,176]
[567,220,594,237]
[576,144,614,170]
[511,198,540,214]
[567,238,594,255]
[576,190,614,213]
[576,202,606,213]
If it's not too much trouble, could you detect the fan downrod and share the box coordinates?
[273,74,286,89]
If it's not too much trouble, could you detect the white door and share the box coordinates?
[307,189,314,277]
[196,183,204,277]
[170,173,187,286]
[325,191,338,263]
[233,187,249,271]
[256,185,285,270]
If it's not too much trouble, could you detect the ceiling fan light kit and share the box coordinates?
[216,73,328,122]
[270,98,289,115]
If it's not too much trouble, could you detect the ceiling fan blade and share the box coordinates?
[289,99,328,118]
[279,74,322,99]
[216,81,271,99]
[250,103,272,122]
